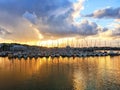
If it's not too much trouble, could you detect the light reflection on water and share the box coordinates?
[0,56,120,90]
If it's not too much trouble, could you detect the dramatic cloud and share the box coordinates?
[76,20,98,36]
[0,11,40,42]
[0,0,74,42]
[23,11,99,40]
[85,7,120,19]
[0,0,119,44]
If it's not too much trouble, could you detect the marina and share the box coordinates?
[0,44,120,59]
[0,0,120,90]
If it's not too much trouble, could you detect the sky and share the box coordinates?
[0,0,120,46]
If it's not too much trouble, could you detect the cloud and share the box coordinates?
[99,23,120,39]
[111,24,120,37]
[0,0,75,41]
[0,0,119,43]
[0,26,11,36]
[85,7,120,19]
[7,20,40,42]
[0,11,40,42]
[76,20,98,36]
[0,0,72,17]
[23,11,99,40]
[23,11,37,24]
[72,0,85,19]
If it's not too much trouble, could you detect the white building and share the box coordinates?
[10,45,27,51]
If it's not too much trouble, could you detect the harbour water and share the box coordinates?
[0,56,120,90]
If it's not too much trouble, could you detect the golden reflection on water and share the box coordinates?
[0,56,120,90]
[73,56,120,90]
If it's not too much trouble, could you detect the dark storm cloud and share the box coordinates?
[85,7,120,19]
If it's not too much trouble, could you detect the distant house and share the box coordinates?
[10,45,27,51]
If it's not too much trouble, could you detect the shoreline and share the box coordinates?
[0,43,120,59]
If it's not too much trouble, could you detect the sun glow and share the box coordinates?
[38,37,76,47]
[37,37,120,48]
